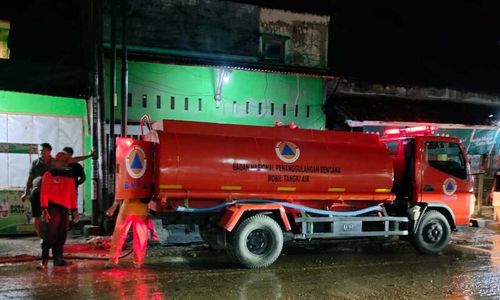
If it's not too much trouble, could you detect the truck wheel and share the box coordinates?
[229,214,283,268]
[413,210,451,254]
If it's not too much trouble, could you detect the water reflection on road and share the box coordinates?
[0,226,498,299]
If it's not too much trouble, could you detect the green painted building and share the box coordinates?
[107,61,326,129]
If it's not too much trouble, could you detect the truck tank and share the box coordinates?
[153,120,395,210]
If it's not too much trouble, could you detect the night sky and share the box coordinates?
[330,1,500,93]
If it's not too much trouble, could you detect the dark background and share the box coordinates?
[244,0,500,93]
[1,0,500,95]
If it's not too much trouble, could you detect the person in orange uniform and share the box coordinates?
[39,165,77,269]
[37,150,94,270]
[104,199,149,269]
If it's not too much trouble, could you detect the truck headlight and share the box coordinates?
[469,194,476,217]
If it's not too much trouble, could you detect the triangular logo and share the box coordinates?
[282,144,295,156]
[131,153,143,169]
[446,182,454,191]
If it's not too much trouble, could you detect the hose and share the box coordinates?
[0,247,133,264]
[65,249,133,260]
[176,199,383,216]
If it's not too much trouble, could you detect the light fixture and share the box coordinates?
[214,68,232,108]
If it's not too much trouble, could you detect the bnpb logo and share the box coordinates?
[275,141,300,163]
[125,145,147,179]
[442,178,457,196]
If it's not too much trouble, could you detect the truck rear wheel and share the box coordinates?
[228,214,283,268]
[413,210,451,254]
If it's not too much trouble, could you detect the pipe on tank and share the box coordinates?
[176,199,383,216]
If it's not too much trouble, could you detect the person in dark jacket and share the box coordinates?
[62,146,86,189]
[21,143,53,236]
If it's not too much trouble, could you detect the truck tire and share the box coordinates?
[229,214,283,268]
[413,210,451,254]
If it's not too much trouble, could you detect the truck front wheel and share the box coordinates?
[228,214,283,268]
[413,210,451,254]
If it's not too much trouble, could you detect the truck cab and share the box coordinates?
[381,126,474,254]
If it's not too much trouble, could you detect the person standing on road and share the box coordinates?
[62,146,86,191]
[104,199,150,269]
[21,143,53,236]
[62,146,86,226]
[37,149,94,270]
[38,157,78,269]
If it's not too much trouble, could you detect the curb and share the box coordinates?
[470,217,499,230]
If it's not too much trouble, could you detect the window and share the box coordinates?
[156,95,161,109]
[270,103,275,116]
[426,141,466,179]
[142,94,147,108]
[261,33,289,63]
[184,98,189,110]
[384,141,399,156]
[198,98,202,111]
[0,20,10,59]
[170,96,175,110]
[127,93,132,107]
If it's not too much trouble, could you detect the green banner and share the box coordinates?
[0,143,38,154]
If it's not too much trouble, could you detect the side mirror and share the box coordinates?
[469,171,487,176]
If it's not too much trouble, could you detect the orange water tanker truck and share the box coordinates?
[115,120,475,268]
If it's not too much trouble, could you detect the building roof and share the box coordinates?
[325,93,500,129]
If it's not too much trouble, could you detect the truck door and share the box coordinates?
[418,139,471,225]
[383,139,414,204]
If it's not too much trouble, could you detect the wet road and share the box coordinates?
[0,226,499,300]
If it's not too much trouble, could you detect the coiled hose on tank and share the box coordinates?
[176,199,383,216]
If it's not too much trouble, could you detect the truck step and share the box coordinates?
[294,216,409,239]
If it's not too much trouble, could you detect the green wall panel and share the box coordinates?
[0,91,87,116]
[107,61,326,129]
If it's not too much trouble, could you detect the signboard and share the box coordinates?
[0,189,34,235]
[0,143,38,154]
[466,129,500,155]
[115,138,154,200]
